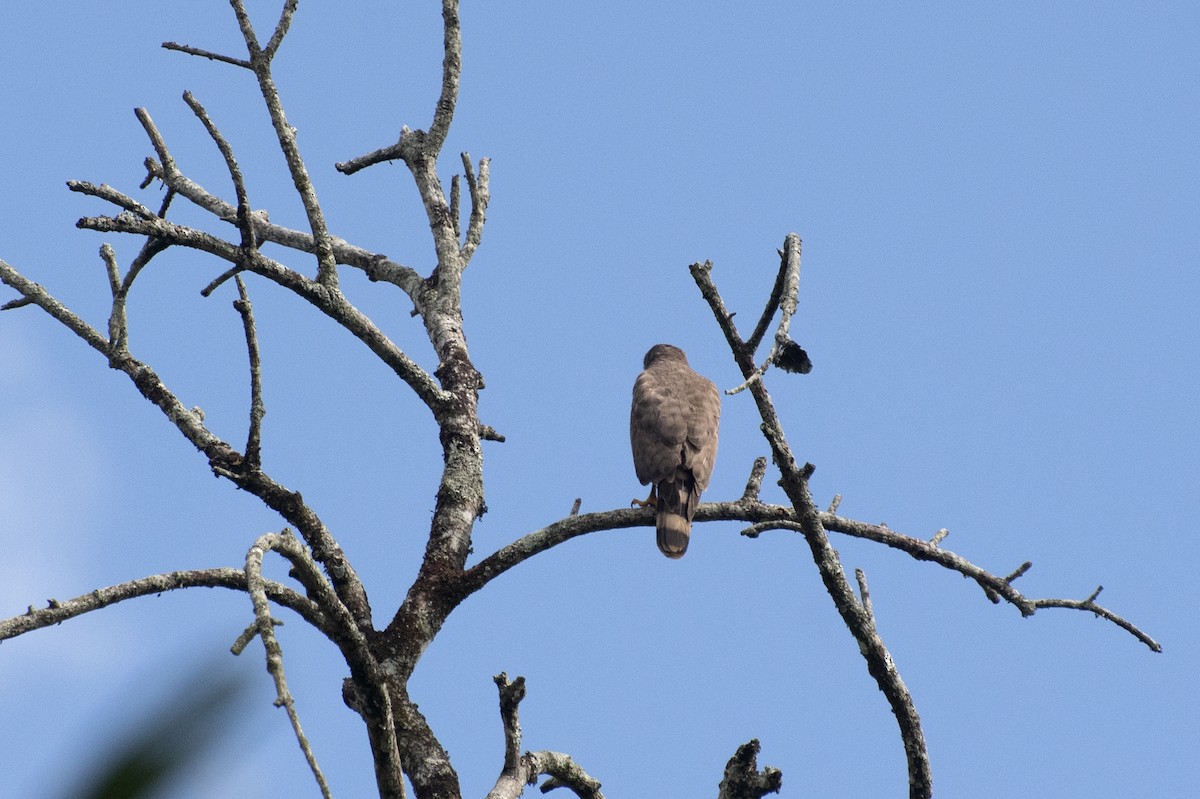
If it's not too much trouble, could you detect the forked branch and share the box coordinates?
[691,242,934,798]
[485,673,606,799]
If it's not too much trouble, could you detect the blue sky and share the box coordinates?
[2,2,1196,797]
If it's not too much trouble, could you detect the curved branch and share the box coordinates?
[245,529,405,799]
[243,531,333,799]
[460,494,1158,651]
[0,567,325,643]
[1033,592,1160,651]
[461,507,651,595]
[522,753,605,799]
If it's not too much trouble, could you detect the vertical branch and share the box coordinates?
[233,275,265,469]
[428,0,463,154]
[484,672,527,798]
[450,173,462,242]
[459,152,490,263]
[104,188,174,357]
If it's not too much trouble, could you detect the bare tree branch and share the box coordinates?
[243,531,334,799]
[3,249,377,628]
[162,41,251,69]
[232,275,265,468]
[741,456,768,500]
[75,211,447,411]
[522,752,605,799]
[485,672,527,799]
[182,90,255,250]
[136,155,427,295]
[692,245,934,797]
[0,295,33,311]
[0,568,324,642]
[1033,591,1160,651]
[2,6,1162,798]
[717,739,782,799]
[459,152,490,262]
[244,528,406,799]
[429,0,463,154]
[726,234,802,395]
[485,673,606,799]
[263,0,300,61]
[0,259,110,353]
[460,493,1158,655]
[228,0,337,285]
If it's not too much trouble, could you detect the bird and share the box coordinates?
[630,343,721,558]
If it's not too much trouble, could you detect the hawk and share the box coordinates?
[630,344,721,558]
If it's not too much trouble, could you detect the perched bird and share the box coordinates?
[630,344,721,558]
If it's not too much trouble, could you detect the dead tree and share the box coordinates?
[0,4,1159,799]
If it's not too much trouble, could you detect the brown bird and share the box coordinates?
[630,344,721,558]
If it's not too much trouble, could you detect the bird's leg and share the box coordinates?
[631,485,658,508]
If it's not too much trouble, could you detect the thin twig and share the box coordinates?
[75,212,447,411]
[0,296,34,311]
[135,108,177,177]
[459,152,490,262]
[182,90,255,250]
[0,260,110,354]
[162,41,251,68]
[1034,593,1161,652]
[742,456,768,501]
[855,568,874,618]
[244,525,404,799]
[67,180,156,218]
[746,250,789,354]
[1004,561,1033,584]
[229,0,337,285]
[233,276,265,468]
[726,235,803,395]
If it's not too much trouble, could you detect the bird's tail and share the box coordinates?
[656,473,698,559]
